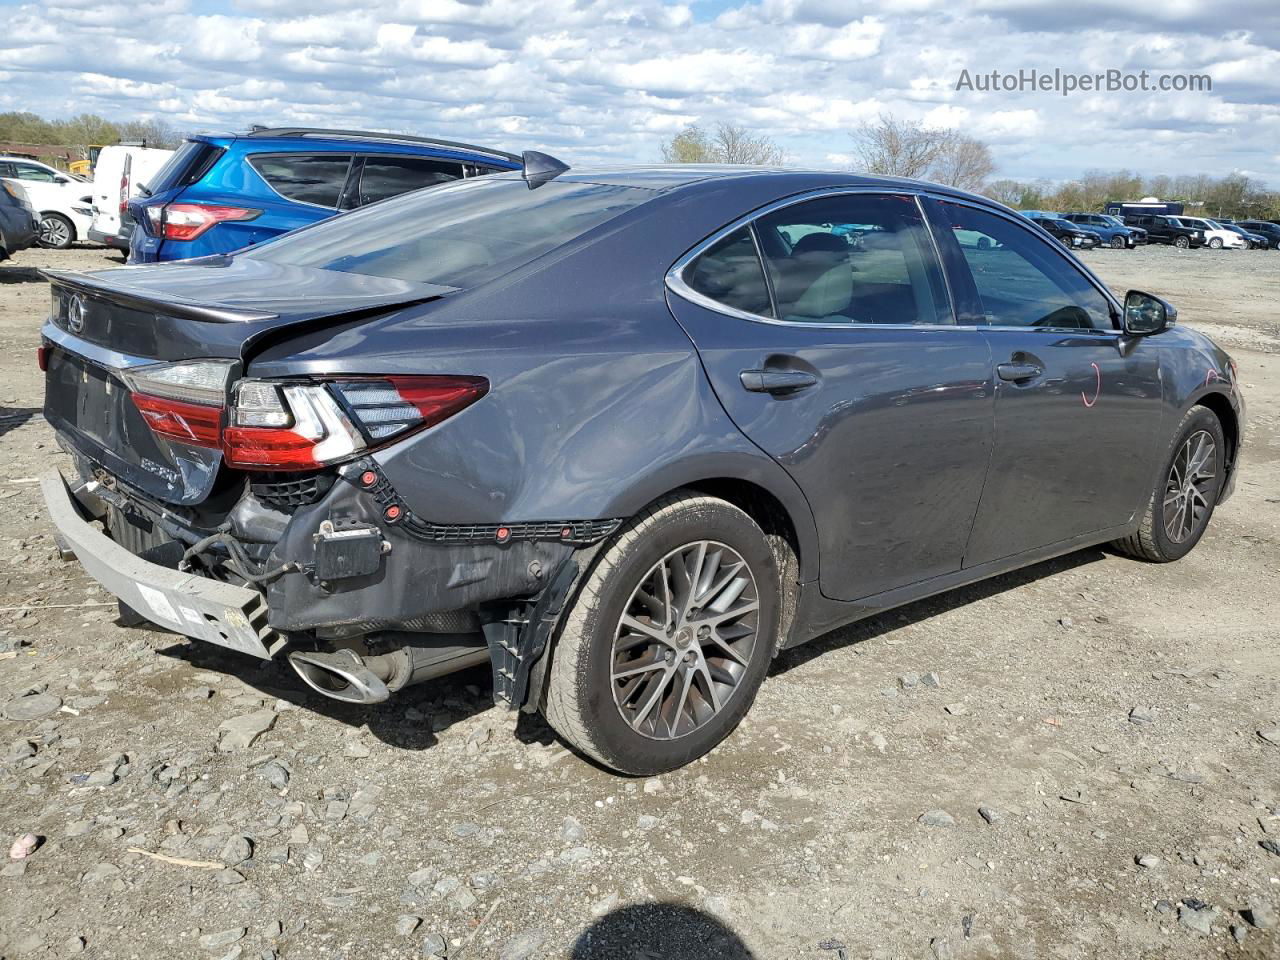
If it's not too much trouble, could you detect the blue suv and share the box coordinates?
[127,127,521,263]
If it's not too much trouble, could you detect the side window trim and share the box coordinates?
[923,194,1122,331]
[746,222,780,319]
[668,187,962,330]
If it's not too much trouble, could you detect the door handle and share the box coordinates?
[740,368,819,394]
[995,361,1043,383]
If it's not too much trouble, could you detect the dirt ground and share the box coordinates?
[0,243,1277,960]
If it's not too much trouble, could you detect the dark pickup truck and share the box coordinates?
[1123,214,1205,249]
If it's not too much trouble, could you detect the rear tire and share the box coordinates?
[1112,406,1225,562]
[543,492,779,775]
[38,213,74,250]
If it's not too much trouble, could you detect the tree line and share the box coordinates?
[0,112,184,153]
[660,115,1280,220]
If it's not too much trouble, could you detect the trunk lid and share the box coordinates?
[42,258,453,504]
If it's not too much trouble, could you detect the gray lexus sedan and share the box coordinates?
[40,157,1243,774]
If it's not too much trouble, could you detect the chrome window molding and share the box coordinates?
[665,185,1124,336]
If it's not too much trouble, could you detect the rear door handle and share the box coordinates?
[995,362,1043,383]
[740,368,819,394]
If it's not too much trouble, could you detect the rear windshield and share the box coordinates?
[147,140,224,193]
[242,177,651,289]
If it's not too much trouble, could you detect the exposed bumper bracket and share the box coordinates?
[41,470,285,659]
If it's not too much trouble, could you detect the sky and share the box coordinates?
[1,0,1278,185]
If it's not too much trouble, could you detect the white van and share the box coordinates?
[88,145,174,250]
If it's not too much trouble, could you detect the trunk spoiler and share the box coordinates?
[41,268,282,324]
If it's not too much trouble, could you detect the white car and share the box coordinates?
[1174,216,1245,250]
[88,145,174,252]
[0,157,94,249]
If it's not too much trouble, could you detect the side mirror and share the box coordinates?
[1123,290,1177,336]
[55,176,70,184]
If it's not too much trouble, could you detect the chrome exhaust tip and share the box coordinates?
[287,649,391,704]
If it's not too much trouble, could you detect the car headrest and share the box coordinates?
[792,232,848,256]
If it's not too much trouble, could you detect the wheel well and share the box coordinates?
[1195,393,1239,470]
[684,477,802,652]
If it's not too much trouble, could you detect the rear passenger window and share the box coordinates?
[755,193,952,325]
[683,228,773,317]
[358,157,463,206]
[250,154,352,207]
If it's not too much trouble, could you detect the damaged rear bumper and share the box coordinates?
[40,470,284,659]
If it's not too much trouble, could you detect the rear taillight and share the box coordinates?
[160,203,261,241]
[122,360,234,448]
[118,172,129,215]
[124,364,486,472]
[223,375,487,471]
[131,393,222,446]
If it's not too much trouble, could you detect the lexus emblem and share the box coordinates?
[66,295,86,334]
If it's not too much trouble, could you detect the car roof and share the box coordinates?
[485,164,998,203]
[193,128,521,166]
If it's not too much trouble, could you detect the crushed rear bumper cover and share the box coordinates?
[40,470,284,659]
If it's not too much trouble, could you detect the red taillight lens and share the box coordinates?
[131,393,222,447]
[126,366,486,472]
[161,203,261,241]
[37,345,48,372]
[333,376,489,439]
[118,173,129,215]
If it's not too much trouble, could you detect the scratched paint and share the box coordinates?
[1081,361,1101,408]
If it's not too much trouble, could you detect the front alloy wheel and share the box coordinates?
[38,213,74,250]
[1175,236,1191,249]
[1112,406,1225,562]
[1163,431,1217,544]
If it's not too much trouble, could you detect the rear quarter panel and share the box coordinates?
[247,184,827,579]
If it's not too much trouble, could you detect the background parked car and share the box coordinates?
[1235,220,1280,249]
[0,180,39,260]
[1173,216,1245,249]
[1061,212,1145,248]
[1212,220,1270,249]
[0,156,94,249]
[127,127,522,263]
[1025,214,1101,249]
[88,144,174,252]
[1123,214,1206,248]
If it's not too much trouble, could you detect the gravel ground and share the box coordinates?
[0,243,1277,960]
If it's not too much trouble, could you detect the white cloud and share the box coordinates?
[0,0,1276,182]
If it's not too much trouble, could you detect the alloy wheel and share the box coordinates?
[610,540,759,740]
[39,216,70,248]
[1163,430,1217,543]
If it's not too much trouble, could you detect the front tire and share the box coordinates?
[38,213,74,250]
[543,492,779,775]
[1208,237,1223,249]
[1112,406,1225,562]
[1111,235,1126,249]
[1174,235,1191,249]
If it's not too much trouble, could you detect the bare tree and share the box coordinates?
[711,123,785,165]
[930,134,994,191]
[849,114,952,180]
[661,122,784,165]
[984,179,1024,207]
